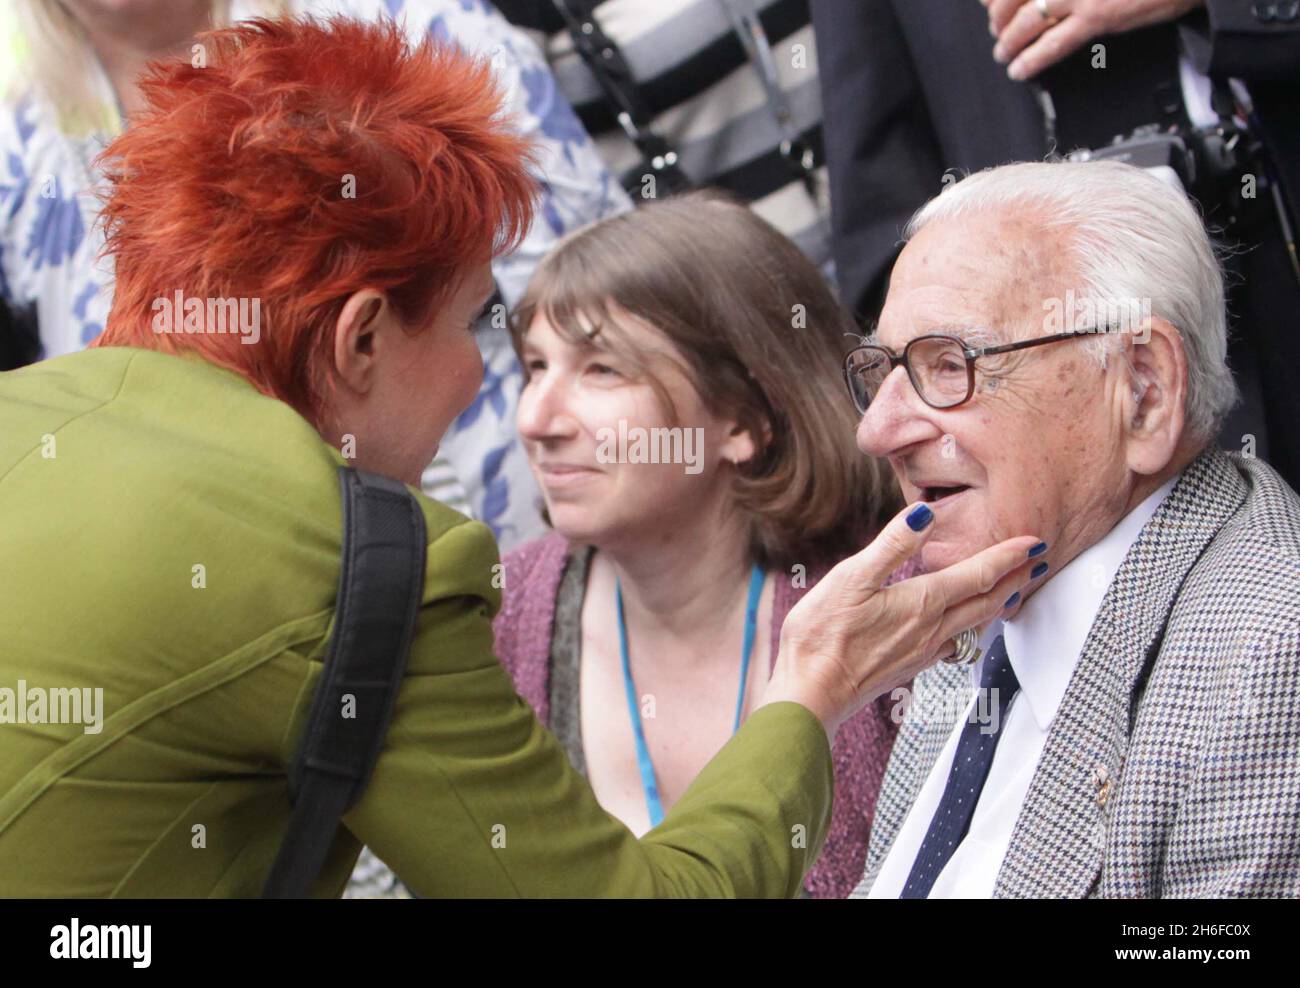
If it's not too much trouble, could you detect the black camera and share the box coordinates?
[1064,121,1251,223]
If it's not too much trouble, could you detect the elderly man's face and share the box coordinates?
[857,211,1134,586]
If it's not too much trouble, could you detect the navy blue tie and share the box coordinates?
[901,634,1020,898]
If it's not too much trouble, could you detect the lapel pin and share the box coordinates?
[1092,764,1111,807]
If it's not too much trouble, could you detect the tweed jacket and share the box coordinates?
[853,448,1300,898]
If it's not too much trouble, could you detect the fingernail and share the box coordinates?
[989,21,998,37]
[1004,591,1021,609]
[1028,542,1048,558]
[1008,61,1025,81]
[906,503,933,531]
[993,45,1006,63]
[1031,561,1049,580]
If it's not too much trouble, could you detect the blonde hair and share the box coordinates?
[3,1,286,137]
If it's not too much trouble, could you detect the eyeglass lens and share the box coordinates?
[846,337,970,411]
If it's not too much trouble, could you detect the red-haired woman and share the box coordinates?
[0,0,629,549]
[0,16,1045,896]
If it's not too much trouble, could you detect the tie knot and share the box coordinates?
[978,634,1018,696]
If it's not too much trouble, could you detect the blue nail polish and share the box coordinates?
[906,504,933,531]
[1031,561,1049,580]
[1004,591,1021,609]
[1028,542,1048,558]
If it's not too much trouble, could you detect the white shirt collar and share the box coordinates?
[970,475,1180,732]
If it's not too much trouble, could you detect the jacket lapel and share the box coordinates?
[860,658,972,892]
[994,449,1248,896]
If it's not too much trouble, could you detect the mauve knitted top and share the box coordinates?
[492,532,918,899]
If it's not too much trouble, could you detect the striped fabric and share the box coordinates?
[494,0,833,269]
[420,455,471,518]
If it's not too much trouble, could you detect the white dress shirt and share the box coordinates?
[866,476,1179,898]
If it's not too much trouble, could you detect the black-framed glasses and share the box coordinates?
[843,332,1086,413]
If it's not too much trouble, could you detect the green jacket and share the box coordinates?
[0,348,832,897]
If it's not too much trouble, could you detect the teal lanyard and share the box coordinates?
[615,563,766,829]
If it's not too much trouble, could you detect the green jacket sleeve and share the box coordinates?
[335,517,835,898]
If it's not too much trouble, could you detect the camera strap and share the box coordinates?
[1208,76,1300,285]
[718,0,819,196]
[551,0,692,193]
[552,0,818,197]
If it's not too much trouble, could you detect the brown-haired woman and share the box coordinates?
[494,191,908,898]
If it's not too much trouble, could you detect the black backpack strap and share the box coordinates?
[262,466,427,898]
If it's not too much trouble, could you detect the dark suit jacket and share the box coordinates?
[813,0,1300,323]
[0,297,40,371]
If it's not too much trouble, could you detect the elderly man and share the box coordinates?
[848,159,1300,898]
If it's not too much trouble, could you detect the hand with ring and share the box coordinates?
[982,0,1206,81]
[760,500,1044,738]
[941,627,983,666]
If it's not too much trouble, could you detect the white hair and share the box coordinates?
[904,159,1238,442]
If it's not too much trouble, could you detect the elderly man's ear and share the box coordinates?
[1119,317,1188,476]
